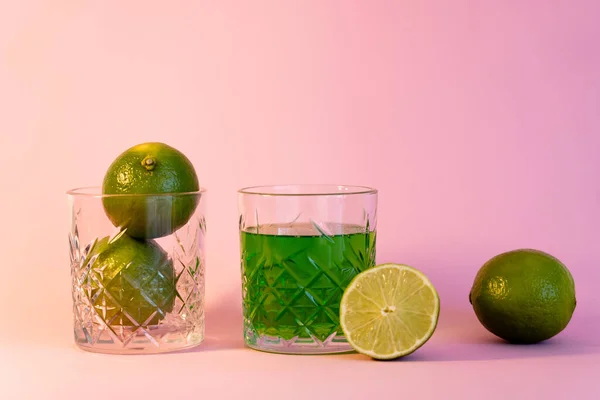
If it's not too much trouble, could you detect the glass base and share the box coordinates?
[75,322,204,355]
[244,330,355,355]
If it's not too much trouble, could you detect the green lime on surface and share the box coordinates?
[340,263,440,360]
[469,249,576,344]
[102,142,200,239]
[88,232,177,327]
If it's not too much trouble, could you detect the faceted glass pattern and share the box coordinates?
[68,188,206,354]
[238,185,378,354]
[241,223,376,353]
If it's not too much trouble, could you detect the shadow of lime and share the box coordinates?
[337,308,599,362]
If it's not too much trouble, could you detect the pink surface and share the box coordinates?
[1,1,599,398]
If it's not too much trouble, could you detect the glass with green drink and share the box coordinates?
[238,185,377,354]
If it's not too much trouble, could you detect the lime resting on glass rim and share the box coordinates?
[340,263,440,360]
[102,142,200,239]
[469,248,576,344]
[87,232,177,327]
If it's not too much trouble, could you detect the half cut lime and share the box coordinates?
[340,263,440,359]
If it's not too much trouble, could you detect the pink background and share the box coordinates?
[1,1,599,398]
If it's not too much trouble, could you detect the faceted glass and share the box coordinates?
[67,187,206,354]
[238,185,377,354]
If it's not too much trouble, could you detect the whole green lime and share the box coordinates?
[89,233,177,327]
[469,249,576,344]
[102,142,199,239]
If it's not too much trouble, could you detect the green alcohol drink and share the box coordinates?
[238,184,378,354]
[241,222,376,351]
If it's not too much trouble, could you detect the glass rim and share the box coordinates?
[238,184,377,197]
[66,186,206,198]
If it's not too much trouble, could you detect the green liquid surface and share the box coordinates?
[241,222,376,342]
